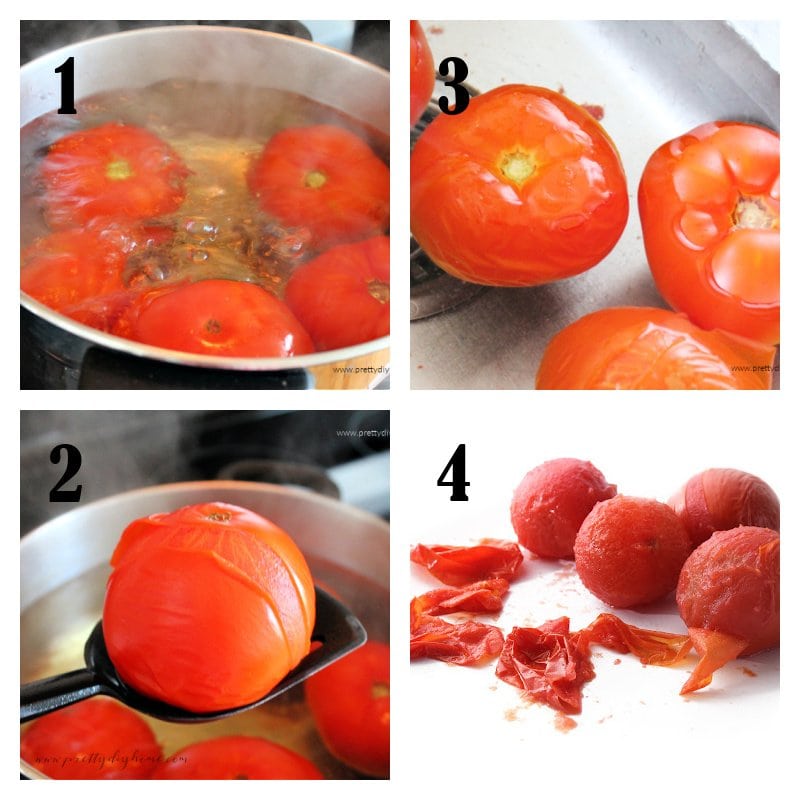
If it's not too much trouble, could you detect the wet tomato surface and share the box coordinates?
[639,122,780,345]
[536,306,776,389]
[411,84,628,286]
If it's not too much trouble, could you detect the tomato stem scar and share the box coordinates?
[733,195,777,230]
[371,682,390,699]
[498,150,536,186]
[304,170,328,189]
[105,158,134,181]
[204,319,222,335]
[367,279,389,304]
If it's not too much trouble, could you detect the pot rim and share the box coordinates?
[20,24,390,372]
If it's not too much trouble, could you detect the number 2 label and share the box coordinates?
[50,443,83,502]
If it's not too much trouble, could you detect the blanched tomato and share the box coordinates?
[151,736,322,779]
[639,122,779,345]
[21,228,128,312]
[20,697,162,779]
[40,122,188,228]
[248,125,389,250]
[285,235,389,351]
[410,21,435,126]
[129,279,314,357]
[536,306,776,389]
[103,502,315,713]
[411,84,629,286]
[305,641,390,778]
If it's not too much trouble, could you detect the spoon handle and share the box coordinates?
[20,669,107,722]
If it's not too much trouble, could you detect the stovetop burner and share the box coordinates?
[410,76,486,320]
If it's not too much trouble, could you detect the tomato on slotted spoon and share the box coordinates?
[305,641,390,778]
[285,235,389,351]
[535,306,776,389]
[151,736,322,780]
[411,84,629,286]
[129,278,314,357]
[40,122,189,228]
[248,124,389,250]
[103,502,316,713]
[639,122,779,345]
[20,697,161,780]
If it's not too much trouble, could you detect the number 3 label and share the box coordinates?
[438,57,470,115]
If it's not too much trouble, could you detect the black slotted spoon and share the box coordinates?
[20,586,365,724]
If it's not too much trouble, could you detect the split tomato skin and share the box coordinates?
[285,235,389,351]
[40,122,189,228]
[20,697,162,780]
[536,306,776,390]
[638,122,780,344]
[676,526,779,657]
[411,84,629,286]
[248,124,389,250]
[150,736,322,779]
[103,502,315,714]
[129,278,315,357]
[305,641,390,778]
[410,21,435,126]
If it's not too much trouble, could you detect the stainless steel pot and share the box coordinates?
[20,481,390,779]
[20,26,390,389]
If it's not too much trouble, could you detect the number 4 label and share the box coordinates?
[437,443,470,501]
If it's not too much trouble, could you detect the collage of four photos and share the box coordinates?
[18,15,786,791]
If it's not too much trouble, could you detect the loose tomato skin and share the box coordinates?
[536,306,776,389]
[103,502,315,714]
[20,697,162,780]
[305,641,390,778]
[150,736,322,779]
[639,122,780,344]
[129,278,314,357]
[285,235,389,351]
[248,125,389,250]
[411,84,629,286]
[410,21,435,126]
[40,122,189,228]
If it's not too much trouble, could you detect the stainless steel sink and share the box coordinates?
[410,20,779,389]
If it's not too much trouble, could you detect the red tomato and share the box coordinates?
[20,697,162,780]
[248,125,389,250]
[536,306,777,390]
[103,502,315,713]
[284,235,389,351]
[411,84,629,286]
[40,122,189,228]
[129,278,314,357]
[410,21,435,126]
[305,641,390,778]
[151,736,322,780]
[639,122,779,345]
[21,228,128,312]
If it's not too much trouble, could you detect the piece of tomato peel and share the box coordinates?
[680,628,749,695]
[410,578,510,617]
[410,613,505,665]
[410,540,523,586]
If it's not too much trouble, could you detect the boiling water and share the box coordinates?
[20,79,390,301]
[20,556,389,779]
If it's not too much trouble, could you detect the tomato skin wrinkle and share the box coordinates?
[411,578,510,616]
[411,84,629,286]
[536,306,776,390]
[639,121,779,344]
[410,609,505,666]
